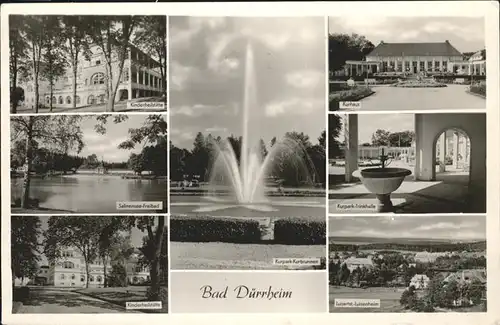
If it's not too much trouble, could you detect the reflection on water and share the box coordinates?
[11,174,168,213]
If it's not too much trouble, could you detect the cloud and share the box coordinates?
[286,69,324,89]
[205,126,228,133]
[171,104,235,117]
[265,97,323,117]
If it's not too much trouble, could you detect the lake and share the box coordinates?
[11,173,167,213]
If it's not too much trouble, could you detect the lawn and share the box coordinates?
[171,242,325,270]
[329,285,407,313]
[77,286,167,313]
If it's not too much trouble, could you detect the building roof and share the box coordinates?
[444,269,487,284]
[344,257,374,267]
[367,41,463,57]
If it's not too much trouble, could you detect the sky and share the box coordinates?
[328,215,486,241]
[35,216,151,265]
[334,114,414,144]
[75,115,153,163]
[169,17,326,149]
[328,17,485,53]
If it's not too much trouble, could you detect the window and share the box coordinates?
[46,96,50,104]
[90,275,94,282]
[80,275,85,282]
[95,60,101,65]
[60,274,65,280]
[66,96,71,104]
[71,274,76,280]
[63,261,75,269]
[97,276,102,282]
[58,96,63,104]
[98,94,105,103]
[87,95,96,105]
[75,96,80,104]
[52,96,56,103]
[133,276,138,284]
[91,73,105,85]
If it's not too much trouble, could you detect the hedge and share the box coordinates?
[469,84,486,97]
[170,215,261,243]
[329,87,374,110]
[273,217,326,245]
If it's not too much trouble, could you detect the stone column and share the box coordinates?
[453,132,460,169]
[432,59,436,71]
[439,132,446,173]
[344,114,359,183]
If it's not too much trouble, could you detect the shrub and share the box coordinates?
[469,84,486,97]
[170,215,261,243]
[107,263,127,287]
[13,287,30,303]
[273,217,326,245]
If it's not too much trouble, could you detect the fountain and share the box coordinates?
[197,41,318,213]
[355,148,411,212]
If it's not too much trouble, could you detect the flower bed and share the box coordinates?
[329,86,374,110]
[392,80,447,88]
[273,217,326,245]
[169,188,325,197]
[469,84,486,97]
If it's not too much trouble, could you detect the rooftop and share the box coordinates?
[367,41,463,58]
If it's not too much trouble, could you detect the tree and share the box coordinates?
[11,116,84,208]
[44,216,105,288]
[11,216,41,284]
[388,131,415,147]
[328,114,343,157]
[128,153,145,175]
[88,16,142,111]
[371,129,391,146]
[61,16,92,110]
[41,16,67,112]
[108,263,127,287]
[134,16,167,103]
[258,139,268,160]
[9,15,29,114]
[24,16,47,113]
[329,33,375,74]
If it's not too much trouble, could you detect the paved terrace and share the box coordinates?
[329,163,480,213]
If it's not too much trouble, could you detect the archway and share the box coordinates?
[433,128,471,186]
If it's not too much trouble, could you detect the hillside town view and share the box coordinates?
[11,215,167,313]
[9,15,167,113]
[329,17,486,111]
[329,216,487,313]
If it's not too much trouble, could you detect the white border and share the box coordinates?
[1,2,499,325]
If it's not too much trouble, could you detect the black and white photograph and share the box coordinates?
[10,114,168,214]
[9,15,167,113]
[11,215,168,314]
[328,17,486,111]
[328,215,487,313]
[328,112,486,214]
[169,17,326,218]
[168,17,326,270]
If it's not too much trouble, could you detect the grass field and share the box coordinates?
[329,286,407,313]
[171,242,325,270]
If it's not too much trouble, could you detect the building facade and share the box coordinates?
[21,44,164,109]
[16,248,151,288]
[342,41,485,76]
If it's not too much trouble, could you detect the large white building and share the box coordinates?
[342,41,485,76]
[15,247,150,288]
[20,43,164,109]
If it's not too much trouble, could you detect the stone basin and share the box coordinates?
[354,167,412,212]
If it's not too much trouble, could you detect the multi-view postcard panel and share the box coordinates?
[9,15,167,114]
[328,112,486,214]
[11,215,168,314]
[328,215,487,313]
[328,16,486,111]
[10,114,168,214]
[168,16,328,273]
